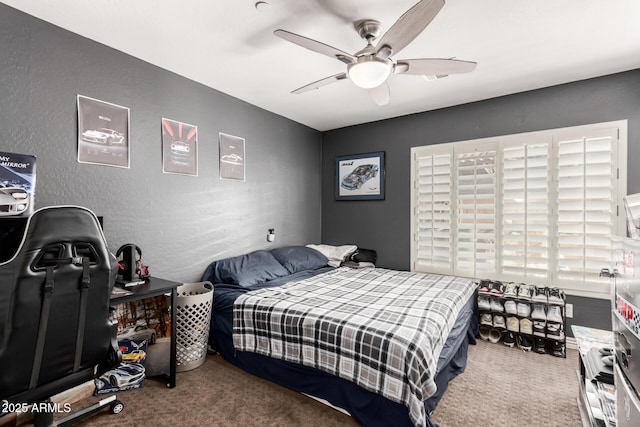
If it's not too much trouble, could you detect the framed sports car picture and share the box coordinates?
[162,118,198,176]
[335,151,385,201]
[77,95,130,168]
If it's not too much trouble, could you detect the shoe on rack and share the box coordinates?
[520,318,533,335]
[534,337,547,354]
[533,320,546,337]
[504,282,519,298]
[504,300,517,315]
[490,298,505,313]
[548,287,565,304]
[503,331,516,348]
[478,296,491,311]
[489,281,505,296]
[547,305,563,323]
[546,322,565,340]
[532,286,548,303]
[551,340,565,357]
[506,316,520,332]
[488,328,502,344]
[479,324,492,341]
[516,302,531,317]
[478,280,492,294]
[517,334,532,352]
[517,284,534,300]
[480,313,493,326]
[493,315,506,329]
[531,303,547,320]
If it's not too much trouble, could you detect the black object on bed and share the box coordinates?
[202,246,478,427]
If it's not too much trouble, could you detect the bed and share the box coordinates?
[202,245,478,427]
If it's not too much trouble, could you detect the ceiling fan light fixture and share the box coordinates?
[347,57,391,89]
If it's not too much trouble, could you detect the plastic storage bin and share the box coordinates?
[175,281,213,372]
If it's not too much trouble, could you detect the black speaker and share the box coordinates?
[116,244,149,282]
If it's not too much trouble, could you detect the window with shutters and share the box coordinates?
[410,121,627,298]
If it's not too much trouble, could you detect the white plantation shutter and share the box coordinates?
[501,141,551,281]
[412,148,453,274]
[555,128,618,293]
[455,147,498,278]
[410,121,625,298]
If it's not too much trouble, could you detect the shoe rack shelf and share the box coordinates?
[477,280,567,358]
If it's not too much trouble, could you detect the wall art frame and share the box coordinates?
[77,95,130,168]
[335,151,385,201]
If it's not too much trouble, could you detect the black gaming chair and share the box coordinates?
[0,206,122,426]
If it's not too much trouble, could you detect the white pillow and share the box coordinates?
[305,244,357,267]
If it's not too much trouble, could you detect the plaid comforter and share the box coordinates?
[233,267,475,427]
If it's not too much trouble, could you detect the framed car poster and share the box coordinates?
[77,95,130,168]
[162,118,198,176]
[335,151,385,201]
[219,133,245,181]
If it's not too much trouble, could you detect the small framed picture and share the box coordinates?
[161,118,198,176]
[219,133,245,181]
[77,95,130,168]
[335,151,385,201]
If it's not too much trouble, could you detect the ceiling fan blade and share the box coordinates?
[291,72,348,94]
[395,58,477,75]
[274,29,356,64]
[375,0,445,59]
[369,82,390,106]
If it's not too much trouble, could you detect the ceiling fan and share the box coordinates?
[274,0,477,106]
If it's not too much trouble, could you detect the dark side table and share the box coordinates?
[110,276,180,388]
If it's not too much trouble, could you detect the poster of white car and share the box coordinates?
[0,151,36,216]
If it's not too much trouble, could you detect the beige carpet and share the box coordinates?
[71,339,580,427]
[431,339,581,426]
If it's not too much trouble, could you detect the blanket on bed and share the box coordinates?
[232,267,476,427]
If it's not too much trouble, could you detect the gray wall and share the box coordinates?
[322,69,640,332]
[0,4,322,283]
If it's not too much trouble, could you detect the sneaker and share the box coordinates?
[478,280,492,294]
[517,284,534,300]
[546,322,565,340]
[520,318,533,335]
[480,313,493,326]
[490,299,504,313]
[533,320,546,337]
[503,331,516,348]
[517,334,532,352]
[489,281,505,296]
[548,287,565,304]
[479,325,491,341]
[504,282,519,298]
[534,337,547,354]
[516,302,531,317]
[551,340,565,357]
[504,300,517,315]
[532,286,548,303]
[493,315,506,329]
[531,304,547,320]
[478,296,491,311]
[507,316,520,332]
[547,305,563,323]
[488,328,502,343]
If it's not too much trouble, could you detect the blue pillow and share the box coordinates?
[206,250,290,286]
[270,246,329,274]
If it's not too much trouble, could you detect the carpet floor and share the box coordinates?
[72,339,581,426]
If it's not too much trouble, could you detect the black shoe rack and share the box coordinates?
[476,280,567,358]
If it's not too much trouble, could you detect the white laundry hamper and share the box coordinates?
[175,281,213,372]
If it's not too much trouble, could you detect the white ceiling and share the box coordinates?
[3,0,640,131]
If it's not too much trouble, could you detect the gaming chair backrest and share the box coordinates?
[0,206,118,402]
